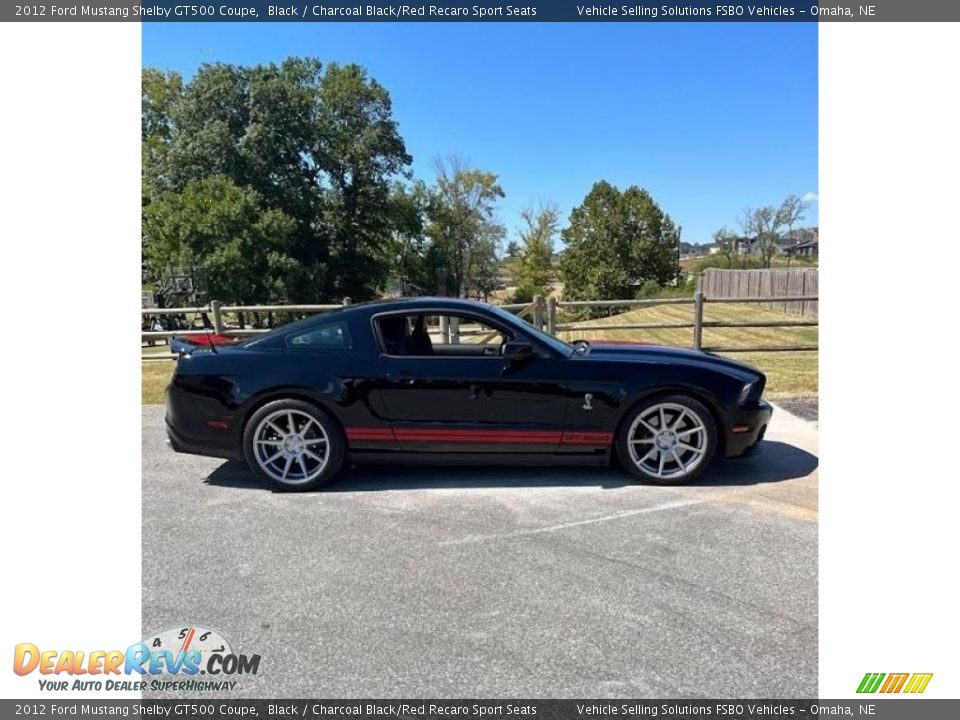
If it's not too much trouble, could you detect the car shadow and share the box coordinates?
[203,440,817,493]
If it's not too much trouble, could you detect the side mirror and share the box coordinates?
[503,341,535,361]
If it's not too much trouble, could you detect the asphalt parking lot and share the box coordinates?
[142,404,818,698]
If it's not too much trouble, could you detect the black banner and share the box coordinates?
[2,700,959,720]
[6,1,960,23]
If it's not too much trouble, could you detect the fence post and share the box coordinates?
[693,290,704,350]
[210,300,224,334]
[342,296,352,307]
[533,295,544,330]
[546,296,557,335]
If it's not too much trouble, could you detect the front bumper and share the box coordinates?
[724,400,773,458]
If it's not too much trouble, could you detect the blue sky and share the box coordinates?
[143,22,817,245]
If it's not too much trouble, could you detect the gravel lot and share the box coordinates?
[142,403,818,698]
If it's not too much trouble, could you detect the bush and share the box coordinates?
[509,284,538,304]
[635,280,662,298]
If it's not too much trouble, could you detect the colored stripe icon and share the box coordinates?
[857,672,932,694]
[903,673,934,693]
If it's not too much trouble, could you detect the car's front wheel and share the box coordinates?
[242,399,345,491]
[616,395,717,485]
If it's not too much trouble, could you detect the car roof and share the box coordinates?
[348,297,493,314]
[243,297,499,346]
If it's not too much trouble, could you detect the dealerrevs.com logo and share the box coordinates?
[13,626,261,692]
[857,672,933,694]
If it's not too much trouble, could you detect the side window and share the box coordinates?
[443,314,510,351]
[376,313,512,356]
[286,322,351,350]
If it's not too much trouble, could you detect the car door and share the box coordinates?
[375,310,567,453]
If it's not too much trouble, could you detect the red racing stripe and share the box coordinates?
[393,429,562,444]
[560,431,613,445]
[345,427,612,445]
[345,427,395,441]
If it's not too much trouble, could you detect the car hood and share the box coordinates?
[581,342,763,379]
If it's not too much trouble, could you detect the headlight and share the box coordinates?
[738,381,756,404]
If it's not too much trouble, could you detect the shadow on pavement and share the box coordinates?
[203,440,817,493]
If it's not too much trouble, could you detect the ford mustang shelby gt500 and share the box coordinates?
[165,298,772,490]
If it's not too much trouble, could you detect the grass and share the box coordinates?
[680,255,818,273]
[143,361,174,404]
[556,302,817,398]
[141,302,817,404]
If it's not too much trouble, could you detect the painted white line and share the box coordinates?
[439,497,704,547]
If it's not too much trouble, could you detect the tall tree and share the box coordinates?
[514,204,559,301]
[712,226,737,268]
[386,180,430,295]
[740,195,810,268]
[560,181,680,302]
[776,194,809,242]
[142,176,304,304]
[142,58,411,302]
[425,156,505,297]
[315,63,413,300]
[141,68,183,200]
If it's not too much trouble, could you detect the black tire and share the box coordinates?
[242,399,345,491]
[616,394,718,485]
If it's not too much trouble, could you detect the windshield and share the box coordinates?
[486,304,574,358]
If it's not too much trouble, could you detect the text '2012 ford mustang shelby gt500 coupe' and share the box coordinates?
[165,298,772,490]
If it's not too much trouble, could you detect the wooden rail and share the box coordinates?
[141,292,818,360]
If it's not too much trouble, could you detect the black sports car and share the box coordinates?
[165,298,772,490]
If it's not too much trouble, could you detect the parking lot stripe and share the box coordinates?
[438,497,704,546]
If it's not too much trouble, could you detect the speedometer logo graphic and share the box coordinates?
[144,625,233,672]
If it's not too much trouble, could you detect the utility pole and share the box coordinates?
[676,225,683,286]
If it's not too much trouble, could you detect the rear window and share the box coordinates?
[285,322,352,350]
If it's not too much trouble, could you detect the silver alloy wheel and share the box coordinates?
[252,409,329,485]
[626,402,708,480]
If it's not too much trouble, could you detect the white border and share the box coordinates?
[820,22,960,697]
[2,16,959,702]
[0,21,142,699]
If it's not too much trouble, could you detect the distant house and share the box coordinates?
[778,227,819,251]
[735,237,758,255]
[781,227,819,257]
[784,239,819,257]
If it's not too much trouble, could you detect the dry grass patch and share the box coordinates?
[557,302,817,397]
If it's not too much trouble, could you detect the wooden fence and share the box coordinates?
[697,267,818,317]
[142,291,817,361]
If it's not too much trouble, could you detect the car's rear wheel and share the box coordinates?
[616,395,717,485]
[242,399,345,491]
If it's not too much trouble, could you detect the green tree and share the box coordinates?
[739,206,777,269]
[514,204,558,300]
[712,226,737,268]
[141,68,183,200]
[315,63,413,300]
[385,181,430,295]
[560,181,680,303]
[142,176,305,305]
[425,157,505,297]
[142,58,411,302]
[739,194,809,269]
